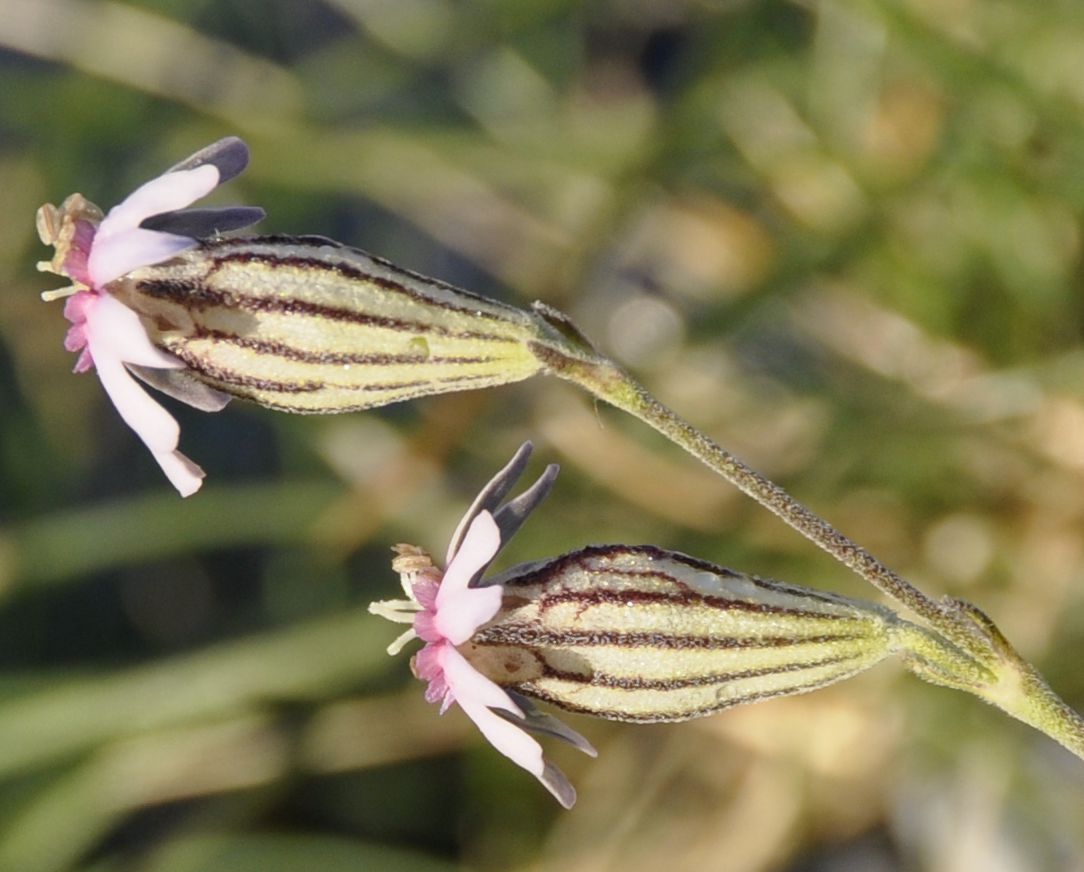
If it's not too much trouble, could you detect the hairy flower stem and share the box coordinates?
[528,333,952,638]
[902,605,1084,758]
[528,315,1084,760]
[107,207,1084,758]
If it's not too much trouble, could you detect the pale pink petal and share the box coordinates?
[412,579,439,610]
[414,611,439,643]
[63,290,94,327]
[441,646,545,777]
[436,583,502,646]
[434,512,502,645]
[440,644,520,713]
[90,349,181,455]
[415,643,451,709]
[96,165,220,240]
[86,293,182,370]
[64,322,88,355]
[92,351,204,496]
[89,230,198,287]
[89,164,219,286]
[438,512,501,599]
[154,449,205,498]
[460,701,546,778]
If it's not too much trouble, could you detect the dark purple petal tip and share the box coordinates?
[167,136,251,183]
[139,206,265,238]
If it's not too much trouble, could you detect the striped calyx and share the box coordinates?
[467,546,907,723]
[114,236,557,414]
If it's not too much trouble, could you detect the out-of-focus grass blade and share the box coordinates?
[145,832,458,872]
[0,607,389,778]
[0,692,481,872]
[0,481,342,597]
[0,717,281,872]
[0,0,303,122]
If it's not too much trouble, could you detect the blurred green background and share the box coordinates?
[3,0,1084,869]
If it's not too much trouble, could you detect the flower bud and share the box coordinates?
[112,237,557,413]
[466,545,905,723]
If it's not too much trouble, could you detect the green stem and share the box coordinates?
[894,613,1084,760]
[944,599,1084,760]
[531,338,980,653]
[528,309,1084,762]
[1005,663,1084,759]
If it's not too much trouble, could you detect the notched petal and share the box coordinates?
[491,463,558,549]
[446,441,536,564]
[156,449,206,498]
[444,442,560,587]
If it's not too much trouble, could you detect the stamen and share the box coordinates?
[368,599,420,624]
[40,284,80,302]
[386,628,418,656]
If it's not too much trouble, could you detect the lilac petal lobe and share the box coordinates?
[417,643,453,710]
[89,229,198,287]
[414,611,439,643]
[441,644,520,715]
[63,290,94,326]
[412,579,439,610]
[415,643,449,704]
[73,348,94,373]
[64,322,87,354]
[97,165,219,239]
[445,441,534,564]
[461,699,547,779]
[441,646,545,779]
[438,511,501,601]
[87,293,181,370]
[91,353,180,454]
[155,450,205,497]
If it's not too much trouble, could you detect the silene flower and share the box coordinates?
[371,442,985,807]
[369,443,598,808]
[36,138,600,493]
[36,138,264,495]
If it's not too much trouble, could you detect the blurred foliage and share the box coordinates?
[2,0,1084,869]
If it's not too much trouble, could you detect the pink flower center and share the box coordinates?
[64,219,96,288]
[62,290,97,373]
[411,577,441,643]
